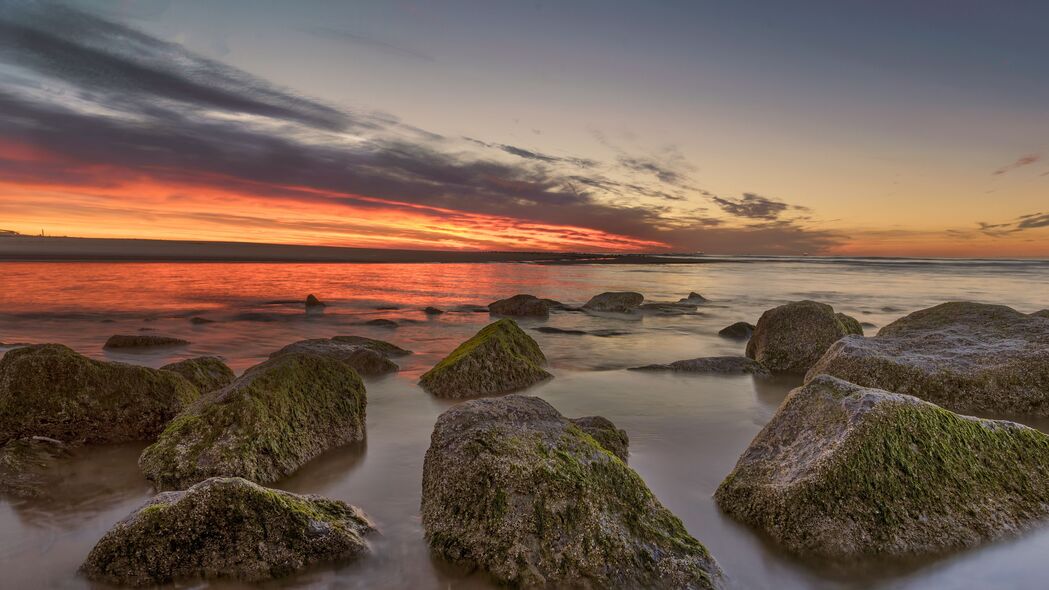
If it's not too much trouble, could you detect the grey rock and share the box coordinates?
[160,356,235,392]
[718,321,755,340]
[745,301,863,373]
[270,338,399,376]
[582,291,645,313]
[631,356,769,376]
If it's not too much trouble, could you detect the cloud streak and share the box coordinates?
[992,154,1041,176]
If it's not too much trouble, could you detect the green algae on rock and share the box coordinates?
[330,335,412,356]
[715,375,1049,560]
[419,319,551,399]
[422,395,721,589]
[807,302,1049,416]
[0,344,199,445]
[488,294,556,317]
[81,477,375,587]
[103,334,190,349]
[630,356,769,376]
[568,415,629,461]
[139,352,366,490]
[582,291,644,313]
[160,356,235,392]
[745,300,863,373]
[270,338,399,377]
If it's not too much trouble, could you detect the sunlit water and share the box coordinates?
[1,258,1047,589]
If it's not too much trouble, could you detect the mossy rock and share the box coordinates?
[139,353,366,489]
[808,302,1049,416]
[0,436,71,498]
[0,344,199,445]
[718,321,755,340]
[419,319,551,399]
[489,294,554,317]
[271,338,398,377]
[716,375,1049,560]
[103,334,189,349]
[745,300,862,374]
[331,335,411,356]
[569,416,629,461]
[631,356,769,376]
[422,395,721,588]
[582,291,644,313]
[81,477,375,586]
[160,356,235,392]
[1033,309,1049,319]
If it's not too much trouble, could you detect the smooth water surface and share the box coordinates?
[1,258,1047,589]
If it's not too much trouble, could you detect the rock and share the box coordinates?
[422,395,721,589]
[364,318,398,328]
[716,375,1049,560]
[424,306,444,315]
[419,319,551,399]
[534,326,588,335]
[807,302,1049,416]
[305,294,326,308]
[160,357,235,392]
[488,294,554,317]
[718,321,755,340]
[270,338,398,377]
[189,316,215,325]
[631,356,769,376]
[139,353,366,489]
[679,291,707,303]
[745,301,863,374]
[453,304,490,313]
[639,302,699,315]
[0,344,199,445]
[81,477,375,586]
[569,415,629,461]
[331,335,411,357]
[0,436,71,498]
[1033,309,1049,319]
[582,291,645,313]
[103,334,190,349]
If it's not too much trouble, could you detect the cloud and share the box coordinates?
[976,212,1049,236]
[711,193,791,221]
[992,154,1041,176]
[303,27,434,62]
[0,3,840,254]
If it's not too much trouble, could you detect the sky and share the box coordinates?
[1,0,1048,256]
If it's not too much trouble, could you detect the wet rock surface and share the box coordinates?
[718,321,755,340]
[631,356,769,376]
[488,294,557,317]
[582,291,645,313]
[422,395,722,589]
[270,338,399,376]
[160,356,235,392]
[745,300,862,373]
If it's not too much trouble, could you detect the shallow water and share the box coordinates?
[1,258,1048,589]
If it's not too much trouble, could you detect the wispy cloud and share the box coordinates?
[976,211,1049,236]
[303,26,435,62]
[992,154,1041,176]
[711,193,790,221]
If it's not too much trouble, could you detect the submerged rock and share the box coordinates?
[103,334,190,349]
[582,291,645,313]
[679,291,708,303]
[188,316,215,325]
[718,321,755,340]
[364,318,398,328]
[631,356,769,376]
[0,436,71,498]
[422,395,721,589]
[139,353,366,489]
[569,415,629,461]
[716,375,1049,560]
[419,319,551,399]
[81,477,375,587]
[639,302,699,315]
[424,306,444,315]
[331,335,411,357]
[160,356,235,392]
[0,344,199,444]
[489,294,555,317]
[271,338,398,376]
[808,302,1049,416]
[745,301,862,374]
[305,294,326,308]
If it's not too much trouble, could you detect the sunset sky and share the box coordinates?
[1,0,1047,256]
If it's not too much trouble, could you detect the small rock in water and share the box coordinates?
[488,294,557,317]
[305,294,326,308]
[423,306,444,315]
[534,326,588,335]
[0,344,198,444]
[582,291,645,313]
[1033,309,1049,318]
[745,300,862,373]
[422,395,721,589]
[679,291,708,303]
[160,356,235,392]
[631,356,769,376]
[716,375,1049,560]
[639,301,698,315]
[104,334,190,349]
[363,318,398,328]
[718,321,755,340]
[270,338,399,376]
[139,352,367,489]
[419,319,551,399]
[80,477,375,587]
[189,316,215,325]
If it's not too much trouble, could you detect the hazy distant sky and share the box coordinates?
[1,0,1047,255]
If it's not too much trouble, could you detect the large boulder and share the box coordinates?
[270,338,398,377]
[104,334,189,349]
[807,302,1049,416]
[489,294,555,317]
[0,344,199,445]
[81,477,375,586]
[422,395,721,589]
[139,353,366,489]
[631,356,769,376]
[160,356,235,392]
[745,301,862,373]
[419,319,551,399]
[582,291,644,313]
[716,375,1049,560]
